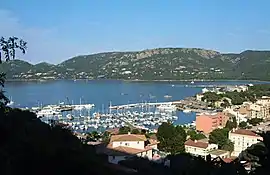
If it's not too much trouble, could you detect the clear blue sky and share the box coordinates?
[1,0,270,64]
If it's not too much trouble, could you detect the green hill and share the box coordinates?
[1,48,270,81]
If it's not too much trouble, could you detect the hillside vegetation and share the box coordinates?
[1,48,270,81]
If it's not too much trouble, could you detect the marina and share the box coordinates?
[30,101,181,133]
[5,80,262,133]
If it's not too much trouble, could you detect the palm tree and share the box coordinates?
[0,36,27,106]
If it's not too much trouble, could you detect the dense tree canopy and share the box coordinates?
[187,130,206,141]
[118,126,131,134]
[239,121,248,129]
[209,128,234,152]
[157,122,186,154]
[248,118,263,126]
[225,116,237,130]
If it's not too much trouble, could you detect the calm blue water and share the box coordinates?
[4,80,266,125]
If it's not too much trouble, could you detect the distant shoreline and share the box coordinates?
[5,78,270,84]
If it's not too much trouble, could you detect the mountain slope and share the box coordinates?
[1,48,270,81]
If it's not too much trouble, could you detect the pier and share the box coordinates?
[109,102,174,110]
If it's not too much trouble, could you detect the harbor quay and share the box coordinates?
[18,96,209,134]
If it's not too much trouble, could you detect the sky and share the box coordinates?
[1,0,270,64]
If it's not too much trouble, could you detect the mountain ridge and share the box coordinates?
[1,47,270,81]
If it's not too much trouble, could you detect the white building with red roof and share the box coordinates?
[229,129,263,157]
[184,139,218,159]
[104,133,159,164]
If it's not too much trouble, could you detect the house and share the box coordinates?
[104,133,159,164]
[226,85,248,92]
[184,139,218,159]
[196,112,229,134]
[229,129,263,157]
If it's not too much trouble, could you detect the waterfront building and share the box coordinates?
[226,85,248,92]
[184,139,218,159]
[196,112,229,134]
[104,133,159,164]
[229,129,263,157]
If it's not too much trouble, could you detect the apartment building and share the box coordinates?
[196,112,229,134]
[229,129,263,157]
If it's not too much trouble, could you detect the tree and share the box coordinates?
[239,121,248,129]
[101,131,110,143]
[0,36,27,62]
[209,128,229,148]
[157,122,186,154]
[221,140,234,152]
[187,130,206,141]
[202,92,221,103]
[0,36,27,106]
[225,116,237,130]
[220,99,230,108]
[119,126,131,134]
[248,118,263,126]
[131,128,140,134]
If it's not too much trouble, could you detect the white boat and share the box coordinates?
[183,109,191,113]
[164,95,172,98]
[191,81,195,84]
[7,97,14,106]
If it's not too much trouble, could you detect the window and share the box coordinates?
[247,143,249,146]
[125,143,129,146]
[137,141,139,144]
[120,142,122,145]
[112,156,115,159]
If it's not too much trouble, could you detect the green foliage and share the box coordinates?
[248,118,263,126]
[225,116,237,130]
[221,140,234,152]
[0,36,27,106]
[131,128,140,134]
[187,130,206,141]
[209,128,230,148]
[86,131,101,141]
[119,126,131,134]
[101,131,110,143]
[157,122,187,154]
[239,121,248,129]
[202,92,221,103]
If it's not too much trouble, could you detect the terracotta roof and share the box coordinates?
[231,129,260,137]
[110,134,147,142]
[184,139,208,149]
[222,158,234,163]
